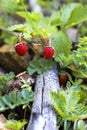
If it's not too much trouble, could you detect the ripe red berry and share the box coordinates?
[43,46,54,59]
[59,74,68,84]
[15,43,28,56]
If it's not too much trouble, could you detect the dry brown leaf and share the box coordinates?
[0,114,13,130]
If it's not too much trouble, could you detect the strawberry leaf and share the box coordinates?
[50,89,87,121]
[51,31,72,59]
[49,11,62,26]
[64,5,87,29]
[27,58,54,75]
[61,3,81,28]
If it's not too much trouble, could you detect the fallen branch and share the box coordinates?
[26,64,60,130]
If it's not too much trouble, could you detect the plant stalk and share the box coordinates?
[64,120,67,130]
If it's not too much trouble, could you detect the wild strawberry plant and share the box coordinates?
[50,88,87,130]
[8,3,87,75]
[2,2,87,130]
[0,71,34,129]
[0,72,34,112]
[57,37,87,86]
[0,0,27,45]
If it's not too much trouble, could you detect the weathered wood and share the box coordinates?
[26,65,60,130]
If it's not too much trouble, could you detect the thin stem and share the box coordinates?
[24,108,27,119]
[42,58,46,73]
[28,104,31,110]
[49,39,52,46]
[64,120,67,130]
[19,33,23,42]
[21,1,37,32]
[73,120,77,130]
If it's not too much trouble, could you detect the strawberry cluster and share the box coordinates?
[15,34,55,60]
[15,42,54,59]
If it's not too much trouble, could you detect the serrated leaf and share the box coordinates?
[50,89,87,121]
[37,67,42,75]
[64,5,87,29]
[16,11,30,20]
[27,66,37,75]
[8,92,17,103]
[31,12,42,21]
[43,25,57,37]
[16,11,42,22]
[17,91,22,101]
[72,69,87,78]
[0,89,34,112]
[8,24,26,31]
[5,119,27,130]
[50,11,62,26]
[27,58,54,75]
[4,72,15,81]
[50,92,66,118]
[0,98,5,107]
[29,60,39,68]
[51,31,72,59]
[21,89,30,99]
[61,3,81,28]
[2,95,13,109]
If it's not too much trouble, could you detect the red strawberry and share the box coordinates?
[43,46,54,59]
[15,42,28,56]
[59,74,68,84]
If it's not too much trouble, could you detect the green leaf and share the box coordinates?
[8,24,26,31]
[4,72,15,81]
[27,67,37,75]
[77,120,86,130]
[2,95,13,109]
[0,99,5,110]
[5,120,27,130]
[21,89,31,99]
[50,11,62,26]
[50,89,87,121]
[16,12,41,33]
[0,88,34,112]
[64,5,87,29]
[31,12,42,21]
[16,11,30,20]
[51,31,72,59]
[8,92,17,104]
[61,3,81,28]
[27,58,54,75]
[50,92,66,118]
[16,11,42,22]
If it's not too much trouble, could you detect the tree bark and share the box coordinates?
[26,64,60,130]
